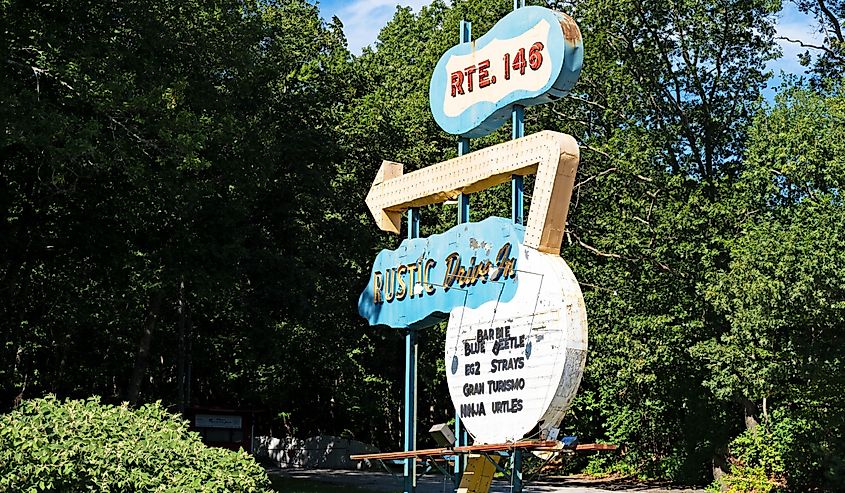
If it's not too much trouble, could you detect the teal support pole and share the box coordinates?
[512,104,525,138]
[404,208,420,493]
[460,19,471,45]
[454,20,471,487]
[510,7,525,489]
[511,0,525,226]
[454,138,469,485]
[457,22,471,226]
[510,448,523,493]
[512,105,524,225]
[408,208,420,239]
[457,20,471,226]
[403,328,417,493]
[457,137,470,225]
[458,137,470,156]
[511,174,524,225]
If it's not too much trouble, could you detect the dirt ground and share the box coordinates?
[269,468,708,493]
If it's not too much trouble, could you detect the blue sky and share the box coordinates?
[315,0,434,53]
[313,0,822,95]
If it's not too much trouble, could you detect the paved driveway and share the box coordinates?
[270,468,707,493]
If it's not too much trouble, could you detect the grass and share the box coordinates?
[269,476,382,493]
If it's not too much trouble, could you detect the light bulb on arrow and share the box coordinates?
[365,131,579,255]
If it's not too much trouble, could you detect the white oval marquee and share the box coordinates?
[445,245,587,443]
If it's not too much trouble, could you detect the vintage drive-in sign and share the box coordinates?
[358,217,521,330]
[358,131,588,443]
[359,215,587,443]
[444,230,587,443]
[429,7,583,137]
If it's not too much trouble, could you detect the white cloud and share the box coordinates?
[321,0,434,54]
[767,4,826,85]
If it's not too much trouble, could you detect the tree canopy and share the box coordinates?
[2,0,844,489]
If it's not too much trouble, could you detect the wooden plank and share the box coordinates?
[453,440,558,453]
[350,447,452,461]
[574,443,617,451]
[349,441,616,461]
[349,440,619,460]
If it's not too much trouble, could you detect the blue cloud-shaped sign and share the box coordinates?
[429,7,583,138]
[358,217,524,329]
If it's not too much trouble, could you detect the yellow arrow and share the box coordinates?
[365,131,579,255]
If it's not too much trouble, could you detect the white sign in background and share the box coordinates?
[445,245,587,444]
[195,414,243,429]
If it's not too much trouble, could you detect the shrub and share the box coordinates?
[718,405,845,492]
[0,395,271,492]
[720,464,782,493]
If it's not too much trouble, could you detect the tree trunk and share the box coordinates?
[176,278,190,414]
[743,397,759,431]
[127,290,164,405]
[185,308,192,412]
[712,447,729,491]
[51,332,73,394]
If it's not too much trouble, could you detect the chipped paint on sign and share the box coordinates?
[429,7,583,137]
[445,243,587,443]
[364,131,580,256]
[358,217,523,330]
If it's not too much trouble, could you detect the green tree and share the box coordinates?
[0,0,368,431]
[542,0,781,480]
[694,80,845,490]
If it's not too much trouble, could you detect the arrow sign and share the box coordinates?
[365,130,579,255]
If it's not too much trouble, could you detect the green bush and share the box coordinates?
[0,395,271,492]
[723,425,788,492]
[717,405,845,492]
[720,464,782,493]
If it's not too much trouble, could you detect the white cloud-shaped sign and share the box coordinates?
[429,7,583,137]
